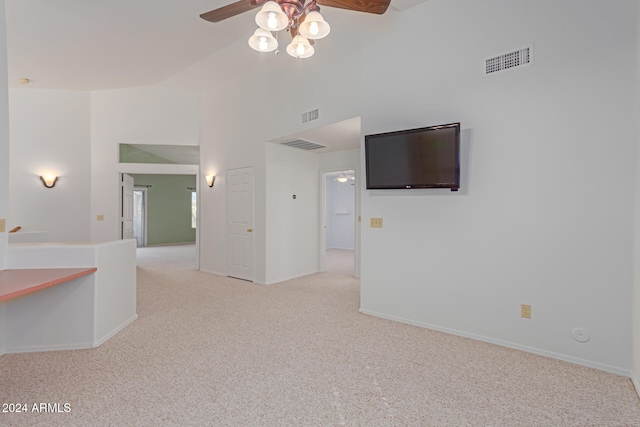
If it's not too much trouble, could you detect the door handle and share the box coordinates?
[247,228,253,233]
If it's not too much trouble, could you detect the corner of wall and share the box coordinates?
[0,0,9,356]
[0,304,5,356]
[632,373,640,400]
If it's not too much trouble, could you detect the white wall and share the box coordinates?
[0,0,10,356]
[90,86,200,243]
[360,0,637,375]
[265,143,319,284]
[633,0,640,395]
[8,89,91,242]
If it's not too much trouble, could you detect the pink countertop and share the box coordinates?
[0,268,97,302]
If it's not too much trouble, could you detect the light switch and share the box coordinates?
[370,218,383,228]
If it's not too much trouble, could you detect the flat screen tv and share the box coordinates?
[365,122,460,191]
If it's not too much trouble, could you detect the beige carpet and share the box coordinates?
[326,248,354,274]
[1,244,639,426]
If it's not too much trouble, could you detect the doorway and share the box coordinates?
[117,167,200,271]
[322,170,356,274]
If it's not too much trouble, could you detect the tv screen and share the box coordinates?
[365,122,460,191]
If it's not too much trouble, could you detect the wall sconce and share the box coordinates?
[206,175,215,187]
[40,174,58,188]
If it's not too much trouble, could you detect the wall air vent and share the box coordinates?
[485,46,532,75]
[302,109,319,123]
[281,139,327,151]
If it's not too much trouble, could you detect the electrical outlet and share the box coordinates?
[521,304,531,319]
[0,218,5,232]
[370,218,383,228]
[97,215,104,221]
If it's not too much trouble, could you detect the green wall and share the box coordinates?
[120,145,176,164]
[131,174,196,246]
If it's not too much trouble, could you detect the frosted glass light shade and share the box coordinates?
[298,11,330,39]
[286,35,314,59]
[248,28,278,52]
[255,1,289,31]
[40,174,58,188]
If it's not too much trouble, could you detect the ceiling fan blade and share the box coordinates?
[316,0,390,15]
[200,0,262,23]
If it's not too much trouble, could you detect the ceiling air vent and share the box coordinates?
[281,139,326,151]
[485,46,532,75]
[302,109,319,123]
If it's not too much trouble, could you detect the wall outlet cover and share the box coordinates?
[370,218,383,228]
[0,218,5,232]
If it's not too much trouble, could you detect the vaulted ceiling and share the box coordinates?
[5,0,429,91]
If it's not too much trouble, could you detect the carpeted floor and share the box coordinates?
[326,248,354,274]
[1,244,639,426]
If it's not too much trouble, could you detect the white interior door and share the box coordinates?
[121,173,134,239]
[226,167,254,281]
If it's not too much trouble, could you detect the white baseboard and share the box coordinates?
[6,341,93,354]
[359,308,634,379]
[262,270,320,286]
[93,314,138,347]
[199,268,226,277]
[632,372,640,400]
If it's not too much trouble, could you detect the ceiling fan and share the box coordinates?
[200,0,391,58]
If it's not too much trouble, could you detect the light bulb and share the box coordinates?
[286,35,313,58]
[267,12,277,29]
[255,2,288,32]
[249,28,277,52]
[298,11,330,40]
[309,22,319,36]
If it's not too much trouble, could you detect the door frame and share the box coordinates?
[225,166,255,282]
[319,167,360,277]
[120,173,135,240]
[117,163,200,270]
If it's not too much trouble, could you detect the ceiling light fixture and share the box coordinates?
[334,171,355,183]
[248,0,330,59]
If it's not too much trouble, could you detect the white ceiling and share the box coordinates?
[5,0,429,91]
[4,0,429,154]
[5,0,256,90]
